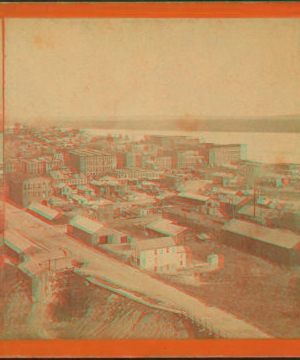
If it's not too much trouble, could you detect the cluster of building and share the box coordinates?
[2,124,300,276]
[0,227,74,302]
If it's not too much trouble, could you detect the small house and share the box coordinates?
[132,237,191,272]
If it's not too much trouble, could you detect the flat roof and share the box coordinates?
[223,219,300,249]
[211,144,242,148]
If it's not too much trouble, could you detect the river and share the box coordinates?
[87,129,300,164]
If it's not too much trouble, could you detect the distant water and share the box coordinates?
[88,129,300,164]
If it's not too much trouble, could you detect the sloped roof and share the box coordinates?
[70,216,104,235]
[28,202,62,221]
[197,233,215,240]
[3,229,40,254]
[223,219,300,249]
[136,237,180,251]
[147,218,188,236]
[179,192,211,202]
[33,249,68,262]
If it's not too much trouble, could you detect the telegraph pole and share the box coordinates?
[253,180,261,219]
[254,181,256,218]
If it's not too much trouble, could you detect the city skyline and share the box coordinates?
[1,14,300,344]
[2,125,300,340]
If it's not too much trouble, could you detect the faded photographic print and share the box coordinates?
[1,18,300,340]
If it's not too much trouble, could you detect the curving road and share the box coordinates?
[4,201,271,339]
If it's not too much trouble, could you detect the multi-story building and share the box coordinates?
[24,159,45,174]
[112,169,164,181]
[8,174,52,207]
[122,152,142,169]
[238,159,268,176]
[156,156,172,170]
[177,150,204,169]
[132,237,191,272]
[206,144,247,167]
[148,135,198,149]
[50,170,87,187]
[4,159,26,175]
[4,156,64,176]
[270,163,300,176]
[131,143,149,154]
[163,149,203,169]
[68,149,117,175]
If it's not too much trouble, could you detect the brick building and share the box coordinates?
[206,144,247,167]
[68,149,117,175]
[8,174,52,207]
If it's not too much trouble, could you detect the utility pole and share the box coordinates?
[254,180,256,218]
[254,180,261,220]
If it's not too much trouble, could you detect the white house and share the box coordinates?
[131,237,191,272]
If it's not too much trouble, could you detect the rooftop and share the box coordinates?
[147,218,188,236]
[28,202,62,221]
[136,237,179,251]
[179,192,211,202]
[70,215,105,235]
[223,219,300,250]
[3,229,40,254]
[68,149,112,156]
[9,174,51,183]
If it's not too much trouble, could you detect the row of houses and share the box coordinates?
[5,155,64,176]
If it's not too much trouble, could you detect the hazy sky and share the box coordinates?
[4,18,300,125]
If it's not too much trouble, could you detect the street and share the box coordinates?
[4,200,271,339]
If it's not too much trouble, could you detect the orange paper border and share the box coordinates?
[1,2,300,358]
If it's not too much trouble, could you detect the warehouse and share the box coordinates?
[222,219,300,267]
[27,202,63,224]
[2,229,42,263]
[146,218,189,242]
[68,215,132,246]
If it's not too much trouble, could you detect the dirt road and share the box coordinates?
[4,201,271,339]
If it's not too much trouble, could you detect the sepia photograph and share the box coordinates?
[0,3,300,355]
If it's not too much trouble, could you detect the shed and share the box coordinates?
[2,229,41,262]
[27,202,63,222]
